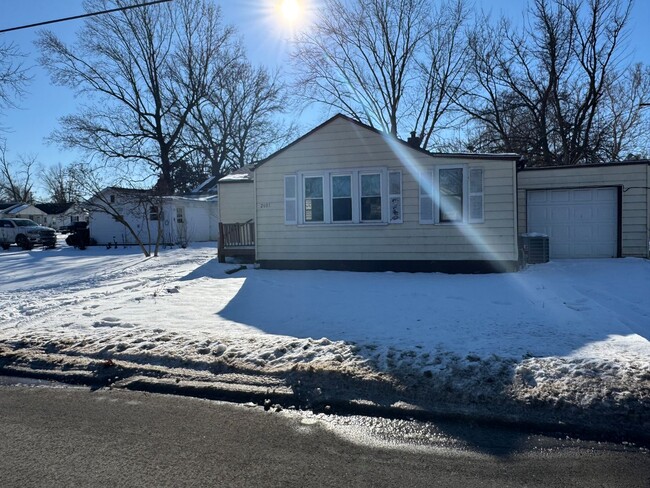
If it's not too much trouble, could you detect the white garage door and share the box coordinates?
[527,188,618,258]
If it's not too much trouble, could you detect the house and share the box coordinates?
[0,202,48,225]
[87,187,219,246]
[249,114,520,272]
[33,203,88,230]
[517,161,650,259]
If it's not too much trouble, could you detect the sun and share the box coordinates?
[277,0,303,25]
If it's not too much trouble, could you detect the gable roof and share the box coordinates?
[254,113,521,169]
[34,203,74,215]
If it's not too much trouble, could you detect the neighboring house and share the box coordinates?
[517,161,650,259]
[87,187,218,246]
[251,114,521,272]
[33,203,89,230]
[0,203,48,225]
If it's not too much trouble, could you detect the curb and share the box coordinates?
[2,364,649,448]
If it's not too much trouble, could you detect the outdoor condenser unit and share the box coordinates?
[519,234,550,264]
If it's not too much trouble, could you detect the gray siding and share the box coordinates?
[255,117,518,264]
[518,163,650,258]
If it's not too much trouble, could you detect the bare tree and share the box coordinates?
[0,41,30,124]
[42,162,82,204]
[69,162,163,257]
[292,0,427,138]
[601,64,650,160]
[460,0,636,166]
[38,0,237,193]
[185,61,296,181]
[0,141,37,202]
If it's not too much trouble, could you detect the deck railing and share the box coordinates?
[218,220,255,262]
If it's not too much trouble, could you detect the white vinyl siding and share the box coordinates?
[219,182,255,224]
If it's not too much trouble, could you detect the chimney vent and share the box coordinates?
[407,131,422,148]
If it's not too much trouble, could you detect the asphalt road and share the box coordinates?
[1,384,648,487]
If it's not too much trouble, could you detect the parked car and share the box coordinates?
[0,218,57,250]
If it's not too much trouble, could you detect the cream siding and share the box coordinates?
[518,163,650,258]
[218,182,255,224]
[255,117,518,264]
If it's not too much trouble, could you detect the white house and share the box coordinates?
[251,114,521,273]
[0,203,48,225]
[87,187,218,246]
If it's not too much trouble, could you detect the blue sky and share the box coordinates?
[1,0,649,183]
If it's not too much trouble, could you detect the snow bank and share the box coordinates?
[1,241,649,434]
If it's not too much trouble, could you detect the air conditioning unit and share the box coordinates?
[519,233,549,264]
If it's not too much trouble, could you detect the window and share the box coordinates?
[284,175,297,224]
[149,205,159,221]
[285,168,398,225]
[110,194,115,203]
[419,170,434,224]
[304,176,324,222]
[360,173,382,221]
[331,175,352,222]
[388,171,402,223]
[439,168,463,223]
[176,207,184,224]
[418,165,484,225]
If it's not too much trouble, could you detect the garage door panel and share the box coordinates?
[527,188,618,259]
[550,190,570,203]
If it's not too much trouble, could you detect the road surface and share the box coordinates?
[1,383,648,487]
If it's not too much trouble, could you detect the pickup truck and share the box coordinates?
[0,218,57,250]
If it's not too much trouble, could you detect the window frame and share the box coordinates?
[359,171,383,223]
[418,164,484,225]
[302,174,326,224]
[438,166,465,224]
[287,168,394,226]
[330,173,354,223]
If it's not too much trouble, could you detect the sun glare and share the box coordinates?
[277,0,303,25]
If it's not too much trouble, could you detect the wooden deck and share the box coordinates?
[218,221,255,263]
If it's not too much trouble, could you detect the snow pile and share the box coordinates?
[1,240,649,430]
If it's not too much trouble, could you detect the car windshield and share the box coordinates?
[13,219,39,227]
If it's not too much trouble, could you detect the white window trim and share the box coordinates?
[359,171,384,223]
[290,168,393,225]
[418,164,486,225]
[330,172,354,223]
[437,165,466,224]
[302,174,327,224]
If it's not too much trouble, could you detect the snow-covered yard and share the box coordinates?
[1,240,649,435]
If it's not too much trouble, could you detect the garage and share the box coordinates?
[527,187,619,258]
